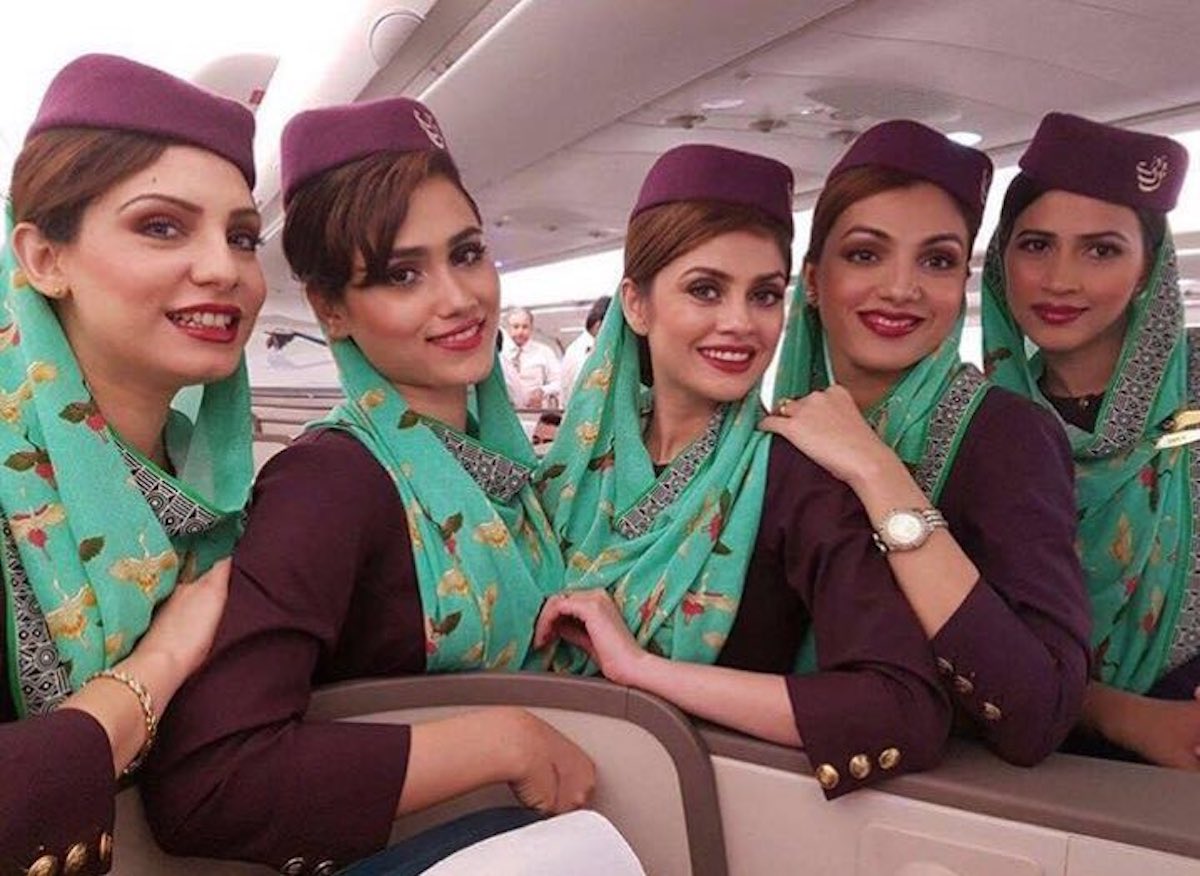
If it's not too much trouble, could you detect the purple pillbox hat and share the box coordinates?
[281,97,450,205]
[28,54,256,188]
[630,144,795,235]
[828,120,993,224]
[1020,112,1188,214]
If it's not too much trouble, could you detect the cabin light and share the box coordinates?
[750,118,787,133]
[666,112,707,130]
[700,98,745,111]
[947,130,983,146]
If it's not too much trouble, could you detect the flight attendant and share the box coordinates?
[1,54,263,874]
[534,144,952,798]
[761,121,1091,766]
[142,98,598,873]
[982,113,1199,770]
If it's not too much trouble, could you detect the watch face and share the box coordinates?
[885,512,924,545]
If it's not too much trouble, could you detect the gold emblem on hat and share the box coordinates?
[413,108,446,149]
[1136,155,1169,193]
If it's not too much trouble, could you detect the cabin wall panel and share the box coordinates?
[1066,836,1200,876]
[712,757,1070,876]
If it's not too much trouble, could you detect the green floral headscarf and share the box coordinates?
[310,337,562,673]
[982,225,1193,693]
[535,298,770,673]
[1,211,252,715]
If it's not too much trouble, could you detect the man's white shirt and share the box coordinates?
[502,338,562,407]
[559,331,595,406]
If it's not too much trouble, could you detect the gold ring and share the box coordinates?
[775,397,793,417]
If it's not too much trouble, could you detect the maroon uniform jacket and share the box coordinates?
[1,627,117,875]
[931,389,1090,764]
[142,427,952,871]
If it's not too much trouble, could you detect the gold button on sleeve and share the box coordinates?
[848,754,872,780]
[814,763,840,790]
[63,843,89,875]
[98,833,113,867]
[878,747,902,770]
[952,674,975,696]
[982,702,1003,722]
[313,861,338,876]
[280,856,306,876]
[27,854,59,876]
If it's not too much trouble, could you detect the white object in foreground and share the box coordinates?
[420,810,646,876]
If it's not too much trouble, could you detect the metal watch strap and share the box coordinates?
[872,508,948,554]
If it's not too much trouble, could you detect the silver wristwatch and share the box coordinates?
[873,508,948,554]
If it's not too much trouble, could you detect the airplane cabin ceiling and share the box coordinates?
[257,0,1200,301]
[430,0,1200,273]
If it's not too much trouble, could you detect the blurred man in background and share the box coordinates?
[502,307,562,408]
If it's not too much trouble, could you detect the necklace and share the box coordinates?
[1042,386,1105,430]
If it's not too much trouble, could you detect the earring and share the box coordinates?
[43,284,68,300]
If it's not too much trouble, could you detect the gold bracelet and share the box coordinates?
[87,668,158,777]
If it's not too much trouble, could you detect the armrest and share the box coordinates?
[308,673,727,876]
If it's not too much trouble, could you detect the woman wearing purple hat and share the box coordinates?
[762,120,1091,768]
[983,114,1200,770]
[141,98,613,876]
[533,143,952,798]
[0,54,265,872]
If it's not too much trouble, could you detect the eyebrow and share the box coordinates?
[1015,226,1133,243]
[842,225,965,248]
[231,207,263,225]
[119,193,261,223]
[389,226,484,261]
[680,266,788,284]
[120,193,200,214]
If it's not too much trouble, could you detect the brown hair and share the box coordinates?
[282,149,480,299]
[624,200,792,290]
[805,165,980,267]
[10,128,169,242]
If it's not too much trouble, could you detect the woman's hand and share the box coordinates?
[1086,683,1200,771]
[128,558,231,688]
[534,591,648,687]
[502,709,597,814]
[60,559,231,775]
[402,707,596,816]
[1125,695,1200,770]
[116,557,232,723]
[759,386,898,488]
